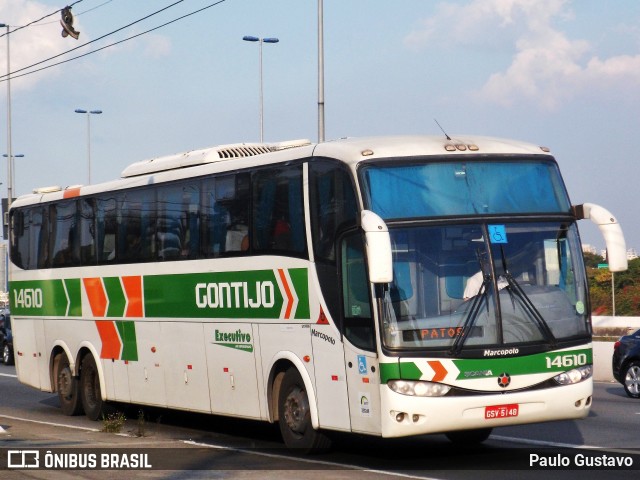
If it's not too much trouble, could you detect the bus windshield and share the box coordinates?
[377,222,589,352]
[361,158,571,218]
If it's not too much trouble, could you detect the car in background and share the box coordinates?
[612,328,640,398]
[0,309,13,366]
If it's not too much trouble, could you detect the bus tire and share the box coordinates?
[277,368,331,453]
[445,427,492,445]
[55,353,84,416]
[80,354,105,421]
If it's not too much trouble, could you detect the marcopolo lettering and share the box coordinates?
[484,347,519,357]
[311,328,335,345]
[195,281,275,310]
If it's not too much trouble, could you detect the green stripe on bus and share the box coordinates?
[288,268,310,319]
[11,279,82,317]
[143,269,311,320]
[11,268,310,321]
[64,278,82,316]
[379,362,401,383]
[115,320,138,361]
[453,348,593,379]
[104,277,126,318]
[378,348,593,383]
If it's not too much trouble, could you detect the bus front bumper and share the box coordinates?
[380,379,592,438]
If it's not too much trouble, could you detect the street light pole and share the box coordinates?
[243,36,279,142]
[0,23,14,211]
[75,109,102,184]
[2,153,23,196]
[318,0,325,143]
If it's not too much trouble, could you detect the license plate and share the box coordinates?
[484,403,519,419]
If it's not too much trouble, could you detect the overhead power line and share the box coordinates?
[0,0,86,37]
[0,0,228,83]
[0,0,186,80]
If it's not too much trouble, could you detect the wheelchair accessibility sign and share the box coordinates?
[488,225,508,244]
[358,355,367,375]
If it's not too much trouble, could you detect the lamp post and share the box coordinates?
[75,109,102,184]
[317,0,325,142]
[0,23,14,211]
[2,154,23,217]
[242,35,279,142]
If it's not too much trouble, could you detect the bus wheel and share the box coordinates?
[55,353,83,416]
[445,428,492,445]
[80,355,105,421]
[277,368,331,453]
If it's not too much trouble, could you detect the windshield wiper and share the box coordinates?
[499,247,557,347]
[450,274,490,356]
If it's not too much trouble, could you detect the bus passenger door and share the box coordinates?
[310,320,350,431]
[341,234,381,435]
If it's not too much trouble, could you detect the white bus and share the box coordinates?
[8,135,627,451]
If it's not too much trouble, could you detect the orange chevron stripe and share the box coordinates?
[83,277,107,317]
[278,269,294,319]
[122,276,143,317]
[95,321,122,359]
[428,360,448,382]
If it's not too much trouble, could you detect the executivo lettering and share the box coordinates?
[213,329,254,352]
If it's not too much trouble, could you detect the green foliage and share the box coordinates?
[586,256,640,316]
[583,252,602,269]
[102,411,126,433]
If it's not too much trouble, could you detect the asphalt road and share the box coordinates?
[1,362,639,480]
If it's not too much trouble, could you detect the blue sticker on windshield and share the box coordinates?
[488,225,508,244]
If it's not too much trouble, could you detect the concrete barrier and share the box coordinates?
[593,341,616,382]
[592,316,640,383]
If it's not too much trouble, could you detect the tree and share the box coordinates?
[586,256,640,316]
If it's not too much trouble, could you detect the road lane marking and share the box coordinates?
[0,414,100,432]
[181,440,443,479]
[0,373,18,378]
[491,435,640,455]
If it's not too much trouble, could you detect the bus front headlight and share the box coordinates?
[553,365,592,385]
[387,380,451,397]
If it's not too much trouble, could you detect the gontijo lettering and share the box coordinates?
[196,281,275,309]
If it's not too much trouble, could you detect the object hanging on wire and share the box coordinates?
[60,6,80,40]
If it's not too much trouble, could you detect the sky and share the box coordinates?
[0,0,639,253]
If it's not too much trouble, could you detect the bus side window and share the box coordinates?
[223,173,251,254]
[51,200,80,268]
[157,184,184,261]
[36,206,51,269]
[79,198,97,265]
[96,196,118,264]
[202,177,226,257]
[341,234,375,351]
[10,209,27,269]
[309,161,359,331]
[122,188,155,263]
[310,161,358,262]
[252,165,306,256]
